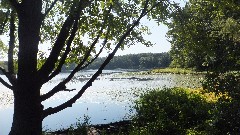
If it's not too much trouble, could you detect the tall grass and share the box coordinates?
[151,68,204,74]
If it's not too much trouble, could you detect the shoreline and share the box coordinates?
[46,120,132,135]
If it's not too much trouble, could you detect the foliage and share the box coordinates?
[68,115,91,135]
[168,0,240,134]
[0,40,8,58]
[167,0,240,71]
[0,60,7,71]
[202,72,240,134]
[132,87,216,135]
[202,72,240,99]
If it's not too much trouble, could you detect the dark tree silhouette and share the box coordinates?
[0,0,173,134]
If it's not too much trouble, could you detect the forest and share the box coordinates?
[84,52,171,70]
[167,0,240,72]
[0,52,171,72]
[61,53,171,71]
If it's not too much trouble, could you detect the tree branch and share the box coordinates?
[63,88,76,92]
[40,29,109,101]
[42,0,59,19]
[79,27,110,70]
[8,11,16,75]
[38,1,85,83]
[0,67,16,86]
[68,5,113,74]
[44,15,80,83]
[0,76,13,90]
[43,1,151,117]
[40,6,112,101]
[40,30,102,101]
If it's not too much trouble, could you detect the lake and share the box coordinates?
[0,70,203,135]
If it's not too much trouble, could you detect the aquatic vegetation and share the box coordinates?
[151,68,205,75]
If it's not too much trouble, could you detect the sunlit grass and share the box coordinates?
[151,68,205,74]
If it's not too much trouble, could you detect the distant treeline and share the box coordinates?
[0,53,171,72]
[85,52,171,70]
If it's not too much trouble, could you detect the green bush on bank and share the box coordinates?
[130,72,240,135]
[131,87,218,135]
[202,72,240,134]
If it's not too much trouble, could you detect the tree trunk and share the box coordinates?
[9,1,43,135]
[9,85,43,135]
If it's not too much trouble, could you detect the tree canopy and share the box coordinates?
[167,0,240,71]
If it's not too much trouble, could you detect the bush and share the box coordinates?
[202,72,240,134]
[68,115,91,135]
[131,87,215,135]
[202,72,240,100]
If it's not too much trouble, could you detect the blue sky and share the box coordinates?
[114,20,170,56]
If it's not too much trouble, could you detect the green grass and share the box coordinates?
[118,68,203,76]
[151,68,205,74]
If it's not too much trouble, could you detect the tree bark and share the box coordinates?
[9,85,43,135]
[9,1,43,135]
[8,11,15,74]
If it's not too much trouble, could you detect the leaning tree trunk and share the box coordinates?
[9,1,43,135]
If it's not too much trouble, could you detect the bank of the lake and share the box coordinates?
[151,68,204,74]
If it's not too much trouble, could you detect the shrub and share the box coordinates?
[202,72,240,100]
[68,115,91,135]
[132,87,215,135]
[202,72,240,134]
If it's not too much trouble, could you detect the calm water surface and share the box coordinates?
[0,70,203,135]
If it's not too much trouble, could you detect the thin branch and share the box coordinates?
[44,23,77,83]
[44,15,80,83]
[43,0,151,117]
[63,88,76,92]
[38,2,82,82]
[40,30,102,101]
[71,27,104,72]
[0,76,13,90]
[0,67,16,86]
[79,27,110,70]
[42,0,58,19]
[71,5,113,73]
[40,29,108,101]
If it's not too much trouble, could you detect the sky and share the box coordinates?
[113,0,187,56]
[0,0,186,59]
[114,20,170,56]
